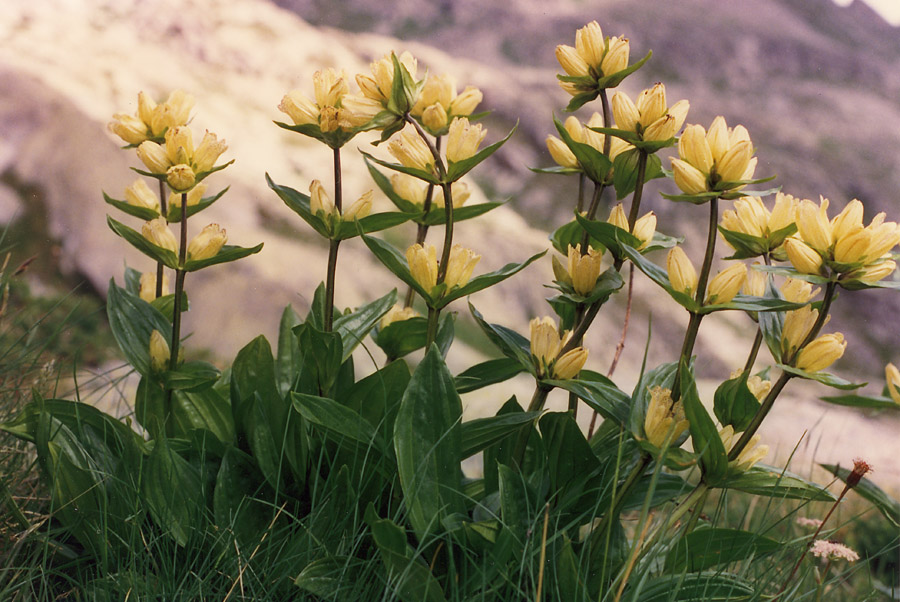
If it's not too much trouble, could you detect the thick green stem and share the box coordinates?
[743,331,764,373]
[512,384,552,469]
[404,137,442,308]
[169,193,188,372]
[728,372,791,461]
[599,90,612,157]
[323,148,343,332]
[576,172,586,213]
[579,181,606,250]
[425,306,439,348]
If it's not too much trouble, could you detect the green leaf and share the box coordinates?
[394,345,465,538]
[596,50,652,88]
[777,364,864,390]
[821,462,900,526]
[636,572,754,601]
[359,151,441,186]
[344,359,410,445]
[107,216,178,269]
[619,243,698,311]
[439,250,545,308]
[717,226,768,259]
[291,392,384,452]
[564,89,599,112]
[265,173,330,238]
[103,191,160,220]
[557,536,582,601]
[819,393,900,411]
[364,157,422,213]
[294,557,365,599]
[722,465,835,501]
[445,123,517,182]
[700,295,805,315]
[275,305,302,396]
[621,472,691,511]
[333,289,397,361]
[545,376,630,425]
[422,202,503,226]
[454,357,525,394]
[374,313,453,360]
[166,187,229,222]
[230,335,280,433]
[713,372,760,432]
[150,291,188,322]
[106,279,171,376]
[183,243,264,272]
[142,436,205,546]
[468,302,533,371]
[170,386,235,444]
[497,463,529,544]
[294,324,344,395]
[680,362,728,484]
[334,211,412,240]
[574,213,641,256]
[553,116,611,183]
[213,446,273,545]
[360,233,433,303]
[460,411,539,459]
[273,120,357,148]
[758,276,785,360]
[161,361,220,391]
[665,528,782,572]
[549,218,605,255]
[540,412,600,495]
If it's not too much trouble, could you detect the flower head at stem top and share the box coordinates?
[446,117,486,164]
[556,21,632,96]
[388,126,437,176]
[670,116,757,194]
[410,73,483,136]
[278,68,374,144]
[608,203,656,250]
[137,126,229,192]
[611,83,689,143]
[529,316,588,380]
[551,244,604,295]
[546,113,632,173]
[109,90,195,145]
[406,242,480,301]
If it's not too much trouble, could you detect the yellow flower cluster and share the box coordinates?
[556,21,630,95]
[410,73,483,134]
[278,68,374,133]
[141,217,228,263]
[406,243,480,298]
[108,90,195,145]
[546,113,632,170]
[611,83,689,142]
[137,126,228,191]
[784,197,900,282]
[529,317,588,380]
[719,425,768,472]
[779,278,846,372]
[551,244,604,295]
[665,249,747,304]
[671,116,757,194]
[608,203,657,250]
[643,386,689,448]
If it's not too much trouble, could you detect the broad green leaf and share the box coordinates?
[344,359,410,445]
[454,357,525,394]
[422,202,502,226]
[681,362,728,484]
[142,436,205,546]
[364,157,422,213]
[359,151,441,185]
[468,302,533,371]
[294,324,344,395]
[700,295,805,315]
[273,120,356,148]
[445,123,517,182]
[439,250,545,308]
[393,345,465,538]
[540,412,600,496]
[777,364,864,390]
[483,397,524,495]
[635,572,754,601]
[275,305,302,396]
[107,216,178,268]
[713,372,760,432]
[150,291,188,322]
[557,535,582,601]
[103,191,159,220]
[621,472,691,511]
[161,361,220,391]
[574,213,641,256]
[333,289,397,361]
[360,233,432,302]
[460,411,540,459]
[819,393,900,411]
[554,116,611,183]
[213,446,272,544]
[545,377,630,425]
[106,279,171,376]
[294,557,366,599]
[170,386,235,444]
[230,335,280,433]
[333,211,412,240]
[497,462,529,545]
[721,465,835,501]
[291,392,384,452]
[265,173,330,238]
[183,243,264,272]
[373,316,428,360]
[821,462,900,526]
[758,275,785,360]
[665,528,782,572]
[549,218,605,255]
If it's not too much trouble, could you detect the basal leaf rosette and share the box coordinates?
[555,20,651,111]
[783,197,900,290]
[664,116,774,203]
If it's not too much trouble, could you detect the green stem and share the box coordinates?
[793,281,838,357]
[728,371,791,461]
[169,193,188,372]
[425,306,439,348]
[576,172,586,213]
[600,89,612,157]
[156,180,168,299]
[659,482,710,536]
[512,384,552,469]
[743,331,764,373]
[323,148,342,332]
[593,453,650,541]
[579,181,606,250]
[626,151,648,231]
[404,137,442,308]
[682,487,710,535]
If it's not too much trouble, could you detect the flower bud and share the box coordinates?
[796,197,833,252]
[784,238,824,275]
[632,211,657,250]
[165,126,194,166]
[164,90,195,129]
[187,223,227,261]
[769,192,798,232]
[555,44,590,77]
[149,330,171,373]
[142,217,178,253]
[109,113,149,145]
[670,158,708,194]
[380,305,419,329]
[530,317,563,374]
[574,21,605,68]
[742,264,767,297]
[388,128,435,173]
[446,117,486,163]
[137,141,170,174]
[344,190,373,220]
[125,179,161,212]
[863,216,900,260]
[547,136,578,169]
[678,124,713,174]
[782,305,819,355]
[444,245,481,289]
[846,458,872,489]
[885,363,900,404]
[279,91,318,126]
[193,131,227,173]
[706,116,730,163]
[636,83,667,128]
[643,114,679,142]
[449,86,482,116]
[309,180,336,217]
[796,333,846,373]
[406,243,438,294]
[830,199,864,243]
[643,386,688,448]
[719,425,768,472]
[139,271,170,303]
[705,263,747,304]
[567,244,603,295]
[391,173,428,206]
[607,203,629,231]
[422,103,449,132]
[611,92,640,133]
[600,36,630,75]
[667,247,698,295]
[782,277,817,303]
[715,140,752,183]
[553,347,589,380]
[166,164,196,192]
[833,228,872,264]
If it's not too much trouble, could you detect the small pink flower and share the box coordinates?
[810,540,859,562]
[795,517,823,529]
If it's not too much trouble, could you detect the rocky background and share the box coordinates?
[1,0,898,484]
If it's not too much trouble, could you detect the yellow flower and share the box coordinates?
[742,263,767,297]
[781,277,818,303]
[149,330,171,373]
[278,90,319,126]
[705,263,747,304]
[344,190,374,221]
[192,131,228,173]
[781,305,819,356]
[529,317,587,379]
[555,44,590,77]
[391,173,428,206]
[187,223,227,261]
[406,243,438,294]
[574,20,605,68]
[667,247,698,296]
[444,245,481,289]
[670,159,708,194]
[795,333,846,372]
[885,363,900,404]
[554,347,589,380]
[446,117,486,163]
[109,90,194,145]
[612,84,689,142]
[607,203,629,231]
[124,179,160,212]
[168,182,207,208]
[784,238,824,275]
[831,199,864,242]
[142,217,178,253]
[632,211,657,250]
[380,305,420,329]
[556,22,631,95]
[601,36,630,76]
[565,244,604,295]
[546,135,578,169]
[309,180,337,218]
[139,271,170,303]
[339,94,383,126]
[719,425,768,472]
[357,51,419,108]
[721,197,768,238]
[166,164,196,192]
[109,113,149,145]
[850,259,897,283]
[547,113,631,172]
[388,127,435,174]
[450,86,483,116]
[410,74,483,134]
[769,192,799,232]
[136,141,170,174]
[747,375,772,401]
[643,386,689,448]
[671,117,756,194]
[796,197,833,252]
